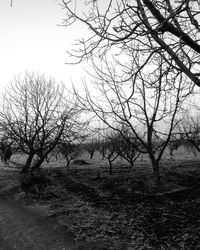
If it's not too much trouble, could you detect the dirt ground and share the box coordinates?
[0,168,77,250]
[0,148,200,250]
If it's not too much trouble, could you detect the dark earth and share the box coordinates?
[0,167,77,250]
[0,156,200,249]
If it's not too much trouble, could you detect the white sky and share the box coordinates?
[0,0,88,90]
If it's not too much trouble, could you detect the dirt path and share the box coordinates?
[0,166,77,250]
[0,198,77,250]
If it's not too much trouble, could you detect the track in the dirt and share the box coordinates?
[0,198,77,250]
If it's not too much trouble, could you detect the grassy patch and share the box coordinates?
[3,155,200,249]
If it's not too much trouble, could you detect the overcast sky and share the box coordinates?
[0,0,87,90]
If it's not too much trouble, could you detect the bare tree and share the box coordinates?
[84,137,99,159]
[74,55,191,186]
[60,0,195,185]
[178,112,200,156]
[59,141,81,166]
[112,126,141,167]
[62,0,200,87]
[0,141,13,165]
[0,73,80,173]
[167,133,183,159]
[99,133,119,175]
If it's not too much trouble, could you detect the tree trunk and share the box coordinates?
[108,158,112,175]
[31,157,45,171]
[150,157,161,187]
[22,153,35,173]
[90,151,94,159]
[64,155,72,166]
[169,149,173,159]
[66,158,70,166]
[130,160,134,167]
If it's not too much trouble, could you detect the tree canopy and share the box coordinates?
[0,73,80,172]
[62,0,200,87]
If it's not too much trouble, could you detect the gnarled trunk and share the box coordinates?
[31,157,45,171]
[22,153,35,173]
[150,156,161,187]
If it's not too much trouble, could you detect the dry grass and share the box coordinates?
[1,147,200,249]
